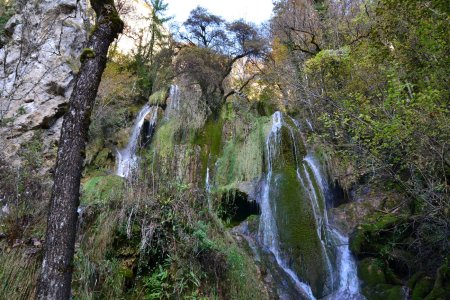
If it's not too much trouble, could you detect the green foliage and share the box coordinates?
[81,175,124,204]
[0,0,14,41]
[148,88,168,106]
[144,263,170,299]
[80,48,95,63]
[273,0,450,280]
[125,0,172,98]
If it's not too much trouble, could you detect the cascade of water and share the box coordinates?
[303,162,335,290]
[205,167,210,192]
[306,119,314,131]
[205,166,213,212]
[165,84,180,119]
[259,111,363,300]
[304,154,364,300]
[259,112,316,300]
[116,105,158,178]
[328,229,362,299]
[171,85,180,110]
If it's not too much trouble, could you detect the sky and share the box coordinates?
[165,0,274,25]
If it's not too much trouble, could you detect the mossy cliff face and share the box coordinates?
[265,121,331,297]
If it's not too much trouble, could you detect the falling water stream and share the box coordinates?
[258,111,364,299]
[116,104,158,178]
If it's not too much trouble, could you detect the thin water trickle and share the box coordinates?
[116,105,158,178]
[165,84,181,119]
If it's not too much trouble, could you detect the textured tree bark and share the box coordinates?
[37,1,123,299]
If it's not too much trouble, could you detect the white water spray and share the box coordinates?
[259,112,316,300]
[116,105,158,178]
[259,112,364,299]
[304,154,364,300]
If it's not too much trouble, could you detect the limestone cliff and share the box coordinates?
[0,0,88,171]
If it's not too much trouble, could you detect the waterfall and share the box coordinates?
[116,104,158,178]
[205,166,213,212]
[304,155,364,300]
[259,111,316,300]
[170,84,181,110]
[165,84,181,119]
[306,119,314,131]
[258,111,363,300]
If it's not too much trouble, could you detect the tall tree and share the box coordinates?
[182,6,227,50]
[131,0,171,98]
[176,8,266,115]
[147,0,171,65]
[37,1,123,299]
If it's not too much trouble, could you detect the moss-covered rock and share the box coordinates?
[215,115,270,190]
[349,213,409,258]
[246,215,260,234]
[412,276,434,300]
[81,175,125,204]
[362,283,406,300]
[358,258,387,286]
[424,263,450,300]
[148,88,168,106]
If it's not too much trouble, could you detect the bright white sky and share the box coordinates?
[165,0,274,25]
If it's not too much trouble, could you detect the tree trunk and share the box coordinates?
[37,1,123,299]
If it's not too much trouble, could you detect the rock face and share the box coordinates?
[0,0,88,171]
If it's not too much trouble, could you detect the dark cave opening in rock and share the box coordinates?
[219,190,260,226]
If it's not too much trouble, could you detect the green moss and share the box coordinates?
[80,48,96,63]
[274,164,328,294]
[362,284,405,300]
[270,148,328,296]
[409,271,426,289]
[103,11,124,34]
[148,89,168,106]
[246,215,260,234]
[216,116,270,190]
[425,263,450,300]
[412,276,434,300]
[193,116,224,183]
[90,0,124,36]
[349,213,409,257]
[93,148,114,169]
[153,119,178,157]
[222,245,268,299]
[81,175,124,204]
[358,258,387,286]
[349,228,366,256]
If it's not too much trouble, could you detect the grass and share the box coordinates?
[0,248,41,299]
